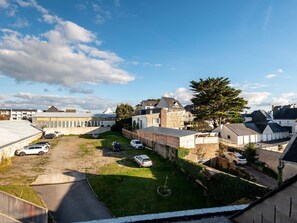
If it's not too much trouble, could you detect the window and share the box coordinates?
[227,135,231,139]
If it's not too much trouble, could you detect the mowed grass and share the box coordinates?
[88,132,209,217]
[0,185,45,207]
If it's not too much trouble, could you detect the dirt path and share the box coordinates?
[0,136,118,185]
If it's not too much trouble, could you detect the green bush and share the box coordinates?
[175,148,270,206]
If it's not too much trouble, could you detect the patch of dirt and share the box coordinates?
[0,136,119,185]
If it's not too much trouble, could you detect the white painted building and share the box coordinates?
[0,109,40,121]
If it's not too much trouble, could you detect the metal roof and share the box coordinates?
[139,127,197,137]
[0,120,42,148]
[33,112,93,118]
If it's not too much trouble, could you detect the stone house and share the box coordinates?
[132,97,185,129]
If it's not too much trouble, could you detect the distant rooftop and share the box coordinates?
[281,135,297,163]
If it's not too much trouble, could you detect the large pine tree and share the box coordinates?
[190,77,248,128]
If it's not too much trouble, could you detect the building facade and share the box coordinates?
[0,109,38,121]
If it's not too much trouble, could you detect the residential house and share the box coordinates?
[280,135,297,181]
[213,110,290,145]
[273,104,297,134]
[0,108,39,121]
[132,97,185,129]
[0,120,42,162]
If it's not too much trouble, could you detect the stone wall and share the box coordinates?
[185,143,219,163]
[166,111,184,129]
[0,133,42,163]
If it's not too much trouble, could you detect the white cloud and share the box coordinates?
[0,21,134,87]
[163,87,193,105]
[265,73,276,79]
[277,68,283,73]
[0,0,8,8]
[1,92,118,111]
[11,18,29,28]
[240,91,271,107]
[271,92,296,106]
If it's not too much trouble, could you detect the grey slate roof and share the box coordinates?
[273,107,297,119]
[161,97,184,110]
[142,100,159,107]
[281,135,297,163]
[0,120,42,148]
[225,123,261,136]
[139,127,197,137]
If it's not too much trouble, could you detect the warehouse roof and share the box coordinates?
[33,112,93,118]
[139,127,197,137]
[0,120,42,148]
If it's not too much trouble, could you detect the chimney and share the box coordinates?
[160,108,167,127]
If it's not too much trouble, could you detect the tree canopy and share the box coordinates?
[190,77,248,128]
[112,103,134,131]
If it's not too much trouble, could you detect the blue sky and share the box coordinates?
[1,0,297,112]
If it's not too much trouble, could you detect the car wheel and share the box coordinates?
[19,152,26,156]
[38,151,44,155]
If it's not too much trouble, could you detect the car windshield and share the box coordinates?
[143,158,151,162]
[238,155,245,159]
[135,141,141,144]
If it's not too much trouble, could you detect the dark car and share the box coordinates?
[43,133,56,139]
[112,141,122,152]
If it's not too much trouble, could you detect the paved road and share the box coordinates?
[33,179,112,223]
[243,166,278,189]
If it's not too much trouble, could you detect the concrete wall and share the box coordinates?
[185,143,219,163]
[43,126,110,135]
[256,148,282,173]
[0,190,47,223]
[220,126,239,144]
[0,133,42,163]
[283,162,297,181]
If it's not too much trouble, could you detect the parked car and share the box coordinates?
[92,133,100,139]
[43,133,56,139]
[15,145,49,156]
[54,131,64,137]
[223,152,247,165]
[111,141,122,151]
[35,141,51,148]
[130,139,144,149]
[134,155,153,167]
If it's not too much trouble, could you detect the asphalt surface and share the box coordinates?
[33,180,112,223]
[243,166,278,189]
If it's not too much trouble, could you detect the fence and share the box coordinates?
[0,190,47,223]
[122,129,177,160]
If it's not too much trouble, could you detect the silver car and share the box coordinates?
[134,155,153,167]
[15,145,49,156]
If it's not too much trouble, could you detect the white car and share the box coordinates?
[130,140,144,149]
[54,131,64,137]
[223,152,247,165]
[134,155,153,167]
[15,145,49,156]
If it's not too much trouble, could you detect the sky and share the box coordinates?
[1,0,297,113]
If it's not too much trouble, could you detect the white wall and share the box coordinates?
[132,115,148,129]
[180,135,196,148]
[0,133,42,162]
[44,127,110,135]
[276,119,297,134]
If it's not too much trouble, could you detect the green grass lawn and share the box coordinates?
[0,185,45,207]
[88,132,210,217]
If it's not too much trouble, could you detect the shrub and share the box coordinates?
[244,143,257,163]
